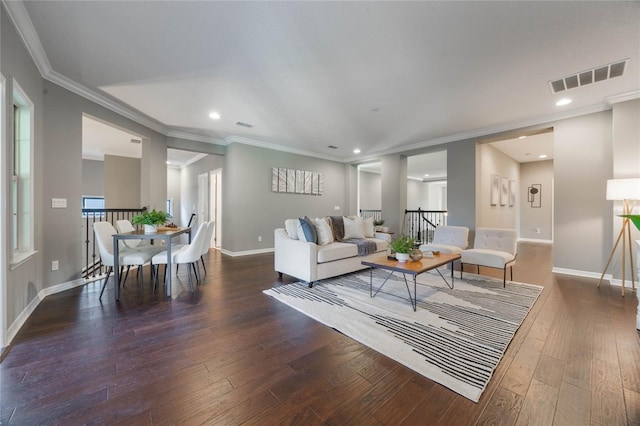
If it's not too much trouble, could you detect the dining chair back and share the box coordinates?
[93,221,154,299]
[116,219,143,248]
[152,221,209,292]
[199,221,215,274]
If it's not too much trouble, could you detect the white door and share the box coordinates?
[197,172,209,228]
[210,169,222,249]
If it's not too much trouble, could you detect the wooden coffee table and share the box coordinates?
[361,253,461,311]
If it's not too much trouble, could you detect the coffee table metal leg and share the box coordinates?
[371,269,395,298]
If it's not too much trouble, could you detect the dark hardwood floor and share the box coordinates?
[1,242,639,425]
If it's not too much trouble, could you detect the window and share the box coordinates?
[166,198,173,218]
[11,80,35,265]
[82,196,105,210]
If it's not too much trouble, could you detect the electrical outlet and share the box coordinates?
[258,236,262,242]
[334,205,340,211]
[51,260,59,271]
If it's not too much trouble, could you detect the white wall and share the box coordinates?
[520,160,553,240]
[358,171,381,211]
[476,143,519,230]
[104,155,141,208]
[406,179,425,210]
[82,159,104,197]
[167,167,181,225]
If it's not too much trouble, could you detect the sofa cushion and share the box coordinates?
[328,216,344,242]
[461,249,515,269]
[314,217,334,245]
[363,217,375,238]
[343,216,364,239]
[297,216,317,243]
[317,242,358,263]
[284,219,299,240]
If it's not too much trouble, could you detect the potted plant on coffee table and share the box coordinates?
[389,235,415,262]
[132,209,169,233]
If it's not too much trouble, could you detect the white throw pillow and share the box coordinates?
[313,217,334,245]
[363,217,375,238]
[343,216,365,239]
[284,219,299,240]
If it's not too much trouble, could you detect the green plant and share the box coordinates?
[132,209,169,226]
[389,235,415,254]
[373,219,385,227]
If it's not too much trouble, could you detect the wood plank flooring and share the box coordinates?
[1,242,639,425]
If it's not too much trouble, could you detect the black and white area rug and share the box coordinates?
[264,269,543,402]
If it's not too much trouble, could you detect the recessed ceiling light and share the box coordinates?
[518,136,527,139]
[166,161,170,165]
[556,98,572,106]
[353,149,361,154]
[209,112,221,120]
[538,154,548,159]
[424,174,430,177]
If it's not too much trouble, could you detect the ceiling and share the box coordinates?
[10,1,640,164]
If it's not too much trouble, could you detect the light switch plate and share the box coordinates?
[52,198,67,208]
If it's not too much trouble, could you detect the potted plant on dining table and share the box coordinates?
[132,209,169,233]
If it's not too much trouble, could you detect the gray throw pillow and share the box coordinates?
[298,216,317,243]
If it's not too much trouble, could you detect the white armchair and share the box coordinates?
[460,228,517,287]
[418,225,469,255]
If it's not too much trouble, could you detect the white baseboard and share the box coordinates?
[551,267,605,280]
[7,277,87,345]
[221,247,274,257]
[519,238,553,244]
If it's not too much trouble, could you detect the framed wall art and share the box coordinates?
[272,167,323,195]
[500,176,508,206]
[490,174,500,205]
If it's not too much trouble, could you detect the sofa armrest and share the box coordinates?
[374,232,393,242]
[274,228,318,282]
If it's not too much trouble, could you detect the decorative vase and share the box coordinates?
[143,224,158,234]
[409,248,423,262]
[396,252,410,262]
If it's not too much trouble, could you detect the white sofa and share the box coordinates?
[274,217,390,287]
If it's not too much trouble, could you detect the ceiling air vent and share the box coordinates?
[235,121,253,128]
[548,59,628,94]
[327,145,339,149]
[130,139,141,144]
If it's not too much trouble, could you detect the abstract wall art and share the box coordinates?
[272,167,324,195]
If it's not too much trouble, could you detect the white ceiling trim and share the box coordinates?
[166,129,226,145]
[225,135,343,163]
[605,90,640,106]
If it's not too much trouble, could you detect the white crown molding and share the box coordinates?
[166,129,227,145]
[225,135,343,162]
[2,1,52,75]
[605,90,640,106]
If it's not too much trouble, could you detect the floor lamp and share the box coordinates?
[598,178,640,296]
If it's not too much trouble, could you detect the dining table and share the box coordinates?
[112,226,191,300]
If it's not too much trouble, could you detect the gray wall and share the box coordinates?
[554,111,612,273]
[610,99,640,280]
[380,154,407,234]
[520,160,553,240]
[82,159,104,196]
[104,155,141,208]
[446,140,476,230]
[222,143,347,253]
[2,7,45,328]
[359,171,381,211]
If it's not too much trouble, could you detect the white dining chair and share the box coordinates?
[151,222,209,293]
[199,221,215,274]
[93,221,155,300]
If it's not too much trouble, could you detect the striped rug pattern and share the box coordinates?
[264,269,542,402]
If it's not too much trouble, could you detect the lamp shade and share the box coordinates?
[606,178,640,200]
